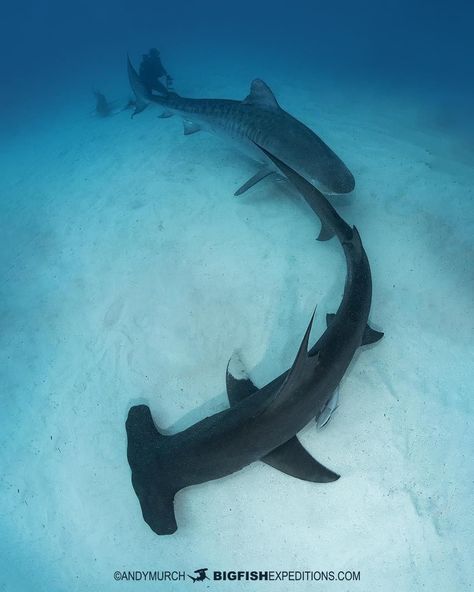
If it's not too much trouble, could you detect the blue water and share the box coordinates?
[2,1,473,112]
[1,1,473,591]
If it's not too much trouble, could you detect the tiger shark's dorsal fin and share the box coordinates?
[243,79,280,110]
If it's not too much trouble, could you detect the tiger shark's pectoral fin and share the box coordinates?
[226,352,340,483]
[234,167,273,196]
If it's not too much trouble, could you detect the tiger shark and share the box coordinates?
[125,148,382,536]
[127,56,355,196]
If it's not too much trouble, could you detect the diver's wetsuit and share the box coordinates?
[139,49,172,95]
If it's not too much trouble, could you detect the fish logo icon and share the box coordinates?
[188,568,209,583]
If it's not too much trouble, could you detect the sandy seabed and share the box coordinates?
[1,71,473,591]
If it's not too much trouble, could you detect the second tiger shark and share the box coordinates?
[127,57,355,196]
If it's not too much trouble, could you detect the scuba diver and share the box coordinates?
[138,48,173,95]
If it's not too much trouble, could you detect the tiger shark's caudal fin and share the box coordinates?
[125,405,179,535]
[226,352,339,483]
[127,56,153,118]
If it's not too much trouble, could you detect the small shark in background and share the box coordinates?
[94,91,116,117]
[127,57,355,196]
[125,149,382,536]
[93,91,135,117]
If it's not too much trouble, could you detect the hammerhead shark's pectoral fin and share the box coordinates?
[183,120,201,135]
[362,323,384,346]
[234,168,273,196]
[226,352,259,404]
[263,437,340,483]
[226,349,338,483]
[317,220,336,241]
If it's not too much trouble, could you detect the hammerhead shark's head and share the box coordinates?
[125,149,382,536]
[127,57,355,196]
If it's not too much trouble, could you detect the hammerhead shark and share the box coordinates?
[125,148,382,536]
[127,57,354,196]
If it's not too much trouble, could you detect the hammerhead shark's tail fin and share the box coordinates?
[127,56,153,117]
[125,405,178,535]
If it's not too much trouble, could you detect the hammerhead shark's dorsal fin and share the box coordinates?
[226,347,338,483]
[267,310,319,414]
[242,79,280,110]
[234,167,273,196]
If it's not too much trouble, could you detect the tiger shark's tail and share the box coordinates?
[127,56,155,117]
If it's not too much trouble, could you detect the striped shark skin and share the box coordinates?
[127,57,355,196]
